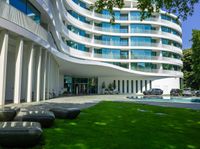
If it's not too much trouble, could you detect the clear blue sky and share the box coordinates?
[182,2,200,49]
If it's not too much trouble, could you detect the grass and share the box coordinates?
[34,101,200,149]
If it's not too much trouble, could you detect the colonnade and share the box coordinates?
[0,31,60,106]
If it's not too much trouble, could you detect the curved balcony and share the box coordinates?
[57,43,184,78]
[64,10,182,44]
[62,28,182,55]
[65,0,182,32]
[131,68,183,77]
[62,44,182,67]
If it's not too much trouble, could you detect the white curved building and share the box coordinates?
[0,0,183,105]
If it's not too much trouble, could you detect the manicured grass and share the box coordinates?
[35,101,200,149]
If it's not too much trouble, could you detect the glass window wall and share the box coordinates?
[131,37,156,46]
[10,0,41,24]
[67,41,89,52]
[131,50,157,59]
[94,49,128,59]
[64,76,98,95]
[67,25,90,38]
[131,24,155,33]
[131,62,157,72]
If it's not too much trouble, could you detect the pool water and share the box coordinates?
[127,96,200,104]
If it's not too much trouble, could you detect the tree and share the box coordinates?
[182,30,200,90]
[91,0,199,22]
[182,49,198,89]
[191,30,200,89]
[102,81,106,89]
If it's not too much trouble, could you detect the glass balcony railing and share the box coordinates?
[131,42,158,47]
[130,16,158,21]
[131,67,159,73]
[131,55,159,60]
[99,27,128,33]
[131,29,158,34]
[120,16,128,20]
[99,41,129,46]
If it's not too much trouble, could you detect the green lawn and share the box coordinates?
[35,101,200,149]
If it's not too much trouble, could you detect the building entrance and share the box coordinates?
[64,76,98,95]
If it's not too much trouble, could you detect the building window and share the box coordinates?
[131,80,134,93]
[113,80,116,90]
[127,80,129,93]
[136,80,138,93]
[145,80,147,91]
[122,80,124,93]
[118,80,120,92]
[10,0,41,24]
[140,80,143,93]
[150,80,152,89]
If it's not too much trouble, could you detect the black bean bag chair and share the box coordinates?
[15,110,55,128]
[0,121,42,147]
[0,108,18,121]
[50,108,81,119]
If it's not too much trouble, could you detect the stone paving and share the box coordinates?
[4,94,200,110]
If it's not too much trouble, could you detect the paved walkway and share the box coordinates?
[5,95,200,110]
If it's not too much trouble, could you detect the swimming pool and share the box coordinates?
[127,96,200,104]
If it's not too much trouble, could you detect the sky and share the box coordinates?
[182,2,200,49]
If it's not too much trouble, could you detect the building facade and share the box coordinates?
[0,0,183,105]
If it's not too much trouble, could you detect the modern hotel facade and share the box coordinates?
[0,0,183,105]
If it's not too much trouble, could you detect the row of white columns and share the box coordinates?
[0,31,59,106]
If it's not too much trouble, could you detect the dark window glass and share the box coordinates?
[150,80,152,89]
[145,80,147,91]
[136,80,138,93]
[131,80,134,93]
[140,80,143,93]
[127,80,129,93]
[118,80,120,92]
[122,80,125,93]
[113,80,116,89]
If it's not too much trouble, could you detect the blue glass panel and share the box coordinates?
[67,41,89,52]
[131,24,152,33]
[10,0,26,14]
[161,14,171,21]
[162,39,171,45]
[161,26,171,33]
[131,37,153,46]
[10,0,41,24]
[130,11,141,20]
[114,11,120,20]
[131,50,156,59]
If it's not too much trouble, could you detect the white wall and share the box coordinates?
[152,77,180,95]
[98,76,180,95]
[5,46,15,100]
[59,72,64,94]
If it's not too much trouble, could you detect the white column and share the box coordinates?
[36,48,42,102]
[46,53,50,100]
[124,80,127,93]
[57,65,60,96]
[91,47,94,58]
[27,44,35,103]
[43,50,47,100]
[147,79,150,90]
[14,38,23,104]
[0,31,8,106]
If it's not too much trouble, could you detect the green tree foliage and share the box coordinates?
[182,30,200,90]
[182,49,197,89]
[91,0,199,22]
[191,30,200,89]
